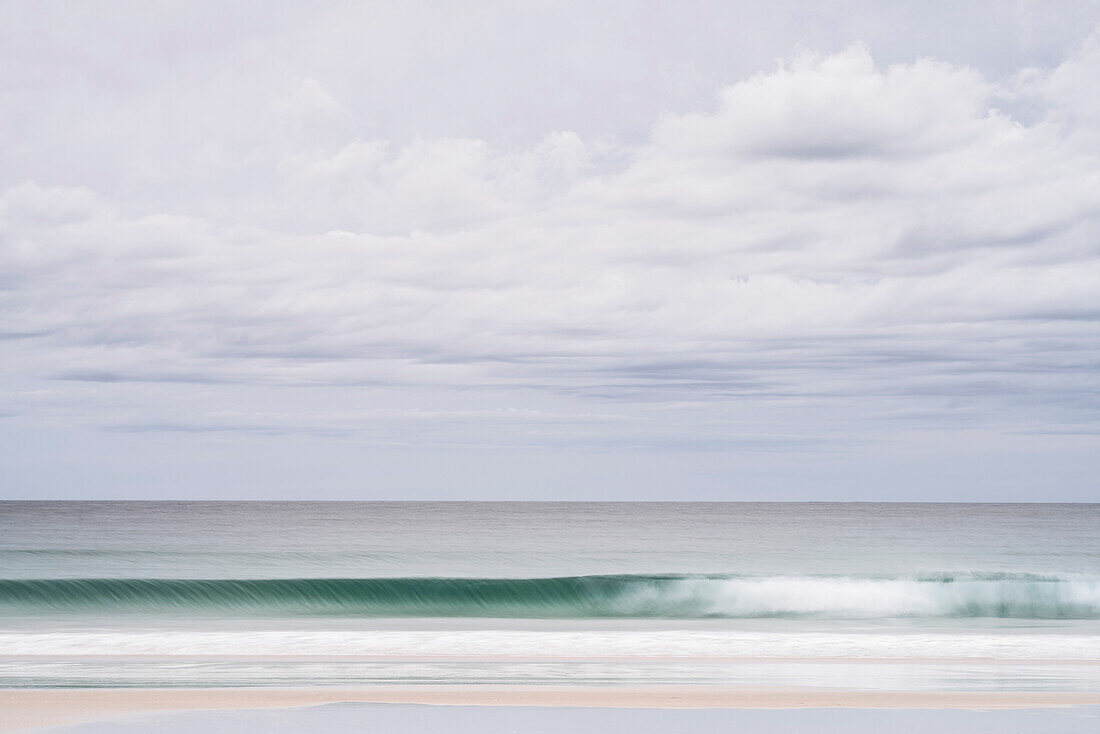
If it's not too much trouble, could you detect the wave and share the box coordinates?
[2,574,1099,619]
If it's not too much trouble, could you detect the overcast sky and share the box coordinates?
[2,1,1100,500]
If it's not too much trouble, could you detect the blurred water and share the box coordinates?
[0,502,1097,690]
[2,502,1097,579]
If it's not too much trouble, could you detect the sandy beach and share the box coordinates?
[4,686,1100,733]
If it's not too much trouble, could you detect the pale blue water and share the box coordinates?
[1,502,1098,690]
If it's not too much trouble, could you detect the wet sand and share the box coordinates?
[5,686,1100,733]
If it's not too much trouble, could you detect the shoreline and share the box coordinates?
[4,686,1100,733]
[4,654,1098,664]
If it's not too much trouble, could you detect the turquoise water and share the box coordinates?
[1,502,1098,689]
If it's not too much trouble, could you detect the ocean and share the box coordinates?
[1,501,1098,691]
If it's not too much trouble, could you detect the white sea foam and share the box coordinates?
[2,628,1099,659]
[648,576,1100,618]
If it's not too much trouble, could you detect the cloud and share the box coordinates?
[2,30,1099,497]
[273,77,347,124]
[1,182,101,225]
[276,131,591,234]
[1022,31,1100,128]
[650,45,999,161]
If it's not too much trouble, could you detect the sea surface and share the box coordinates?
[1,502,1098,691]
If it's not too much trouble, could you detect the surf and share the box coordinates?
[2,573,1099,619]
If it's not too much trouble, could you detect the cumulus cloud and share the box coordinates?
[2,18,1100,498]
[650,46,1000,161]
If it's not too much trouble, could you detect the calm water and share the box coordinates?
[1,502,1098,690]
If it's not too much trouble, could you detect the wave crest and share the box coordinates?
[1,574,1099,619]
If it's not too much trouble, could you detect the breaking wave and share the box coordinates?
[2,574,1099,619]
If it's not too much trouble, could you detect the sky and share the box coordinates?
[2,1,1099,500]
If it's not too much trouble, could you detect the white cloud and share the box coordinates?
[275,130,592,234]
[1024,31,1100,127]
[650,46,1000,161]
[1,182,101,225]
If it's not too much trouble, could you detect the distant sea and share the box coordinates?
[1,502,1098,691]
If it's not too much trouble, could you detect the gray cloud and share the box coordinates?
[1,4,1099,498]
